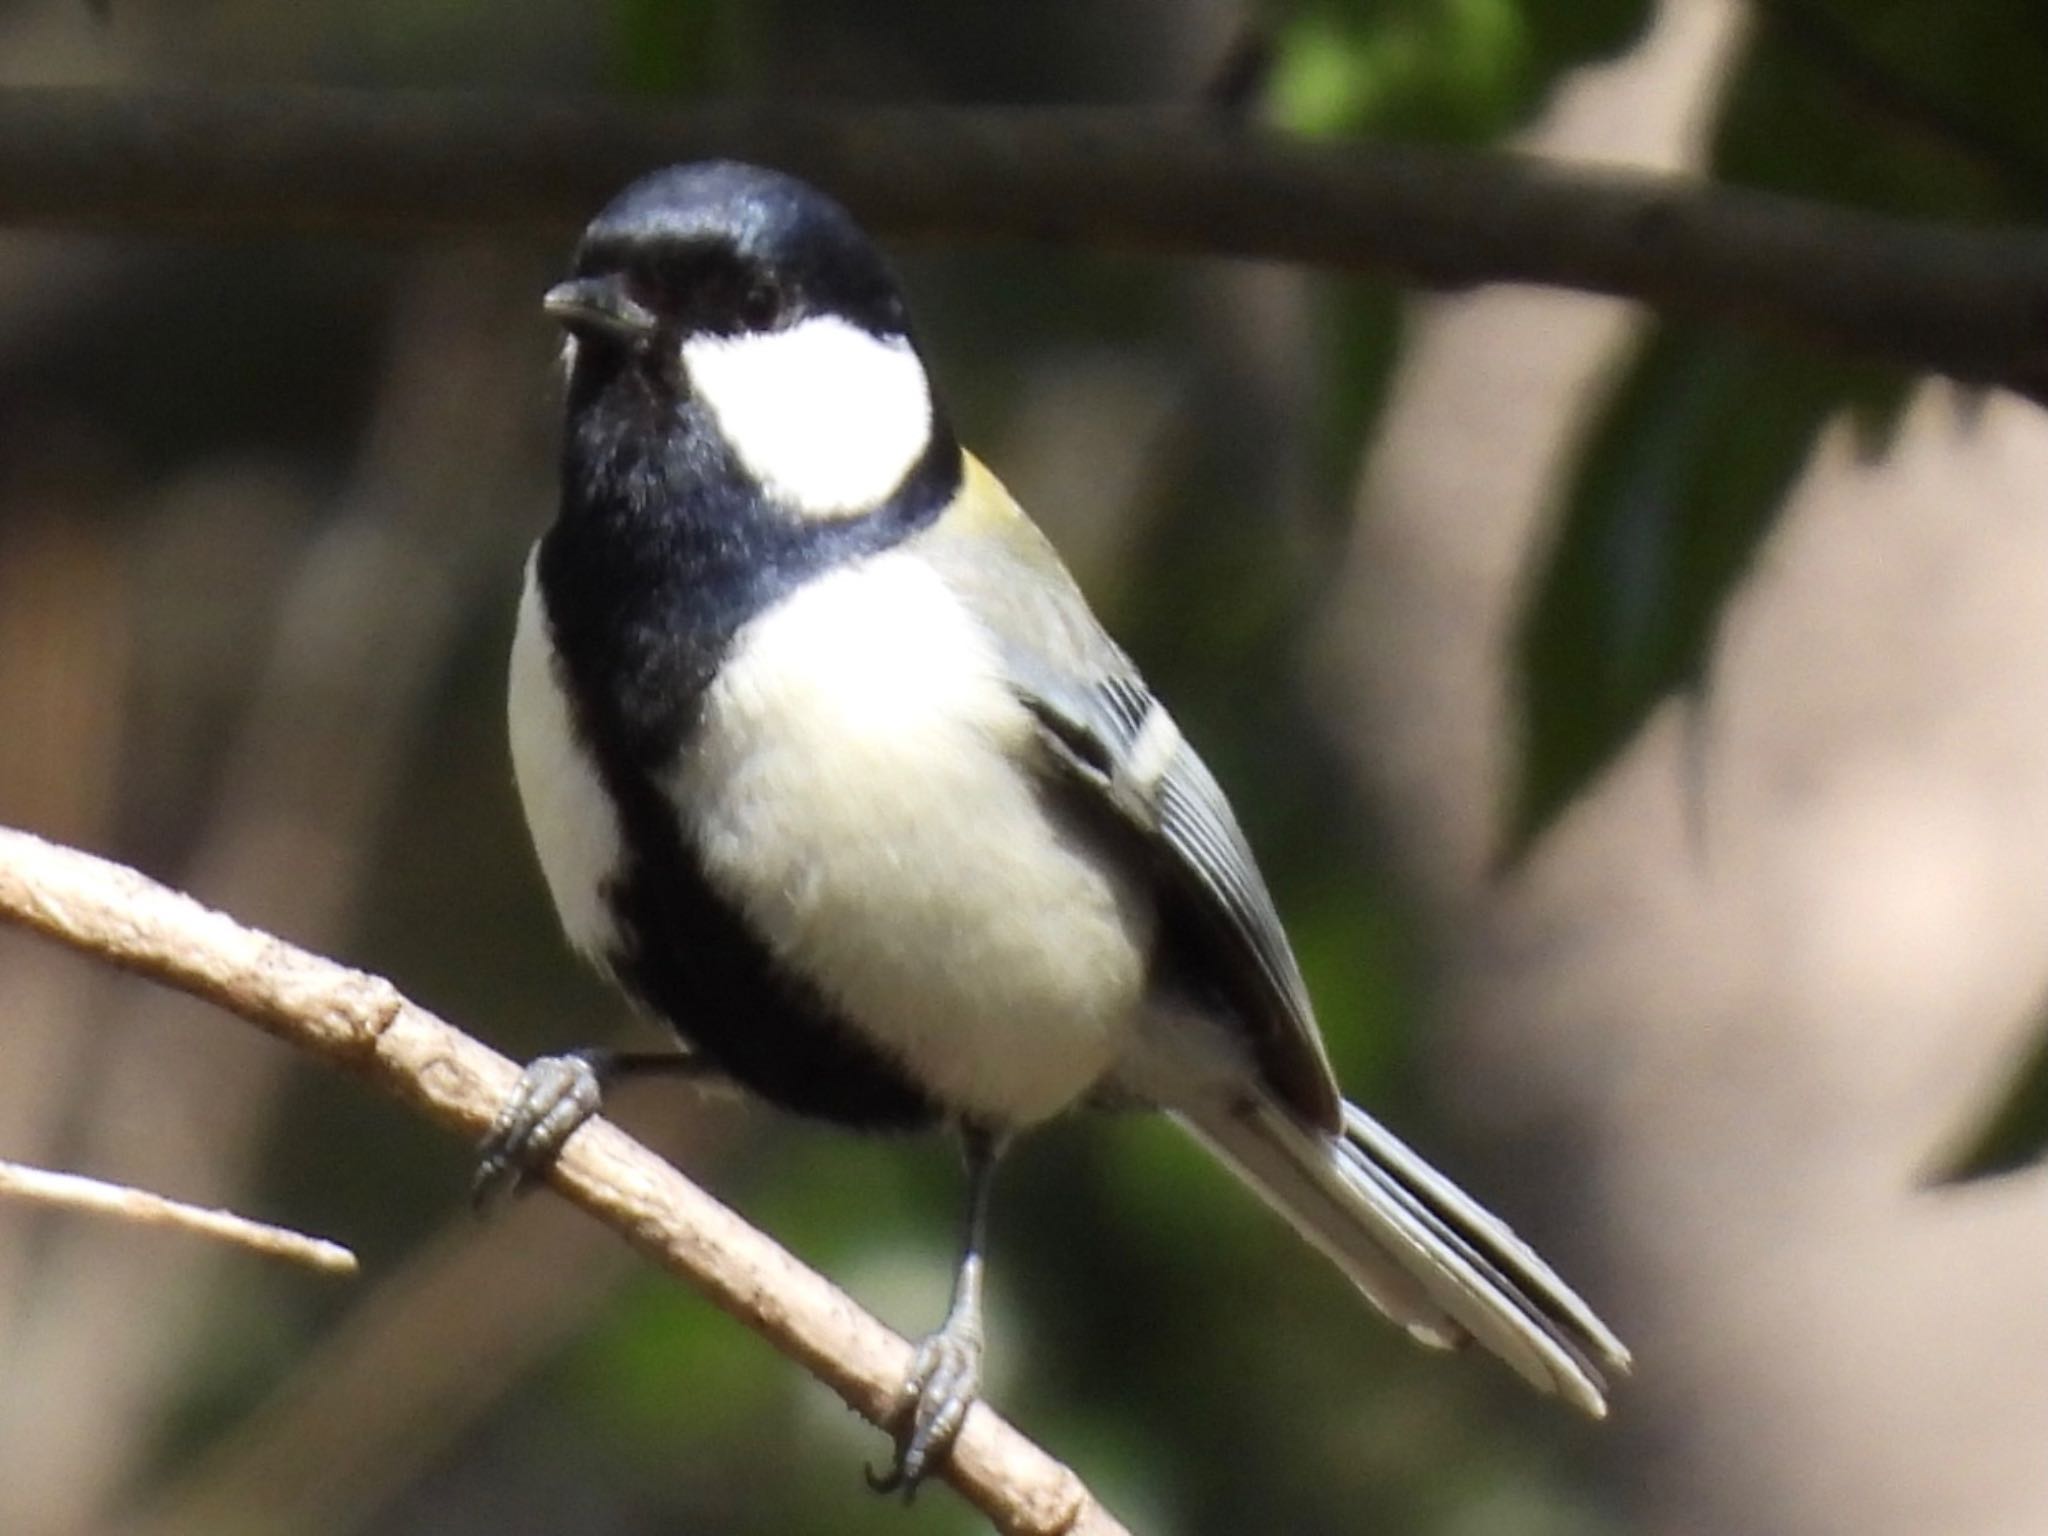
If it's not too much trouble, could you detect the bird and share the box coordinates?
[480,159,1630,1494]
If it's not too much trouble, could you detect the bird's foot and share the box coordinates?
[867,1319,983,1499]
[471,1051,606,1211]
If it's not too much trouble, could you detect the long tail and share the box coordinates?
[1177,1094,1631,1415]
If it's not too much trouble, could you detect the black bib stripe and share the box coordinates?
[538,359,962,1129]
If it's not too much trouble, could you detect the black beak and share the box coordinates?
[543,276,658,342]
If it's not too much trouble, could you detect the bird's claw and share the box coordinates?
[867,1323,983,1499]
[471,1052,605,1211]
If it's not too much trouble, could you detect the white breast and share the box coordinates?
[507,553,625,964]
[680,551,1153,1127]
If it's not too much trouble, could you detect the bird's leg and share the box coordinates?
[869,1126,1003,1499]
[472,1046,717,1210]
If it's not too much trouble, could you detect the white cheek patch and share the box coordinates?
[682,316,933,518]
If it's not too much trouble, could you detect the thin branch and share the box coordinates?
[0,1159,357,1276]
[0,823,1127,1536]
[0,89,2045,404]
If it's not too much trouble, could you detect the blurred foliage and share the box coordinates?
[1268,0,1656,580]
[609,0,748,94]
[1269,0,1653,141]
[1938,994,2048,1183]
[1508,0,2048,856]
[1510,329,1901,854]
[1500,0,2048,1164]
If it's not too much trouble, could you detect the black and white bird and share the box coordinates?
[484,160,1629,1492]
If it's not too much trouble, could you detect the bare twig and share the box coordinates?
[0,1160,356,1275]
[0,822,1127,1536]
[0,88,2045,403]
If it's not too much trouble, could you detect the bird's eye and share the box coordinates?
[737,280,782,331]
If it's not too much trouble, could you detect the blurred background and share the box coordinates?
[5,0,2048,1531]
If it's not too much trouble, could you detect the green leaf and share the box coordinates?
[1503,0,2045,859]
[1932,1008,2048,1183]
[1270,0,1654,142]
[1506,327,1901,859]
[610,0,741,96]
[1729,0,2048,216]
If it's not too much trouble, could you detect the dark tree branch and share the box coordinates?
[0,87,2046,403]
[0,823,1127,1536]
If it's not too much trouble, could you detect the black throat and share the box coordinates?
[532,354,960,1130]
[544,353,961,763]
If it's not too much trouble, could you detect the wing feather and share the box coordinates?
[1022,678,1342,1130]
[910,458,1341,1130]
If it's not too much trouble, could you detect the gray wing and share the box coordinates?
[1010,664,1343,1133]
[911,461,1342,1131]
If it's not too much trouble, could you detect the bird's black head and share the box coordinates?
[547,161,912,352]
[548,162,953,524]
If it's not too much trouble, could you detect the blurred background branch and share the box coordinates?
[0,87,2046,401]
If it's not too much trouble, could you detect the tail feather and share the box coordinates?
[1179,1094,1630,1416]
